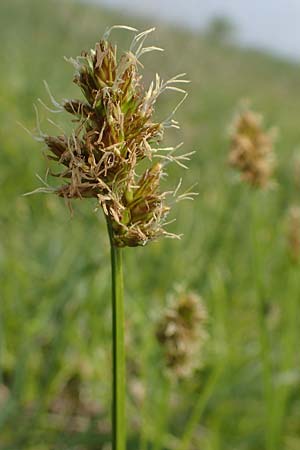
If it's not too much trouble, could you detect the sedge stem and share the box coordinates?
[107,219,126,450]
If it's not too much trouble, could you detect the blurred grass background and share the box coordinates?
[1,0,300,449]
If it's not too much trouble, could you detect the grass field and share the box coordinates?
[1,0,300,449]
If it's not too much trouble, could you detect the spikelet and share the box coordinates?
[229,106,276,188]
[156,291,207,379]
[30,27,193,247]
[286,206,300,263]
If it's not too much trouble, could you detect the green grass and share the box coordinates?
[1,0,300,449]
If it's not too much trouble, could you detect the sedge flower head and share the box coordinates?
[229,106,276,188]
[30,26,194,247]
[156,290,208,379]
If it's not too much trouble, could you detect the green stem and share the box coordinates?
[271,265,298,448]
[152,376,171,450]
[250,192,274,450]
[178,365,224,450]
[195,184,241,288]
[107,219,126,450]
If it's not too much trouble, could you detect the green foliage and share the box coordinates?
[1,0,300,449]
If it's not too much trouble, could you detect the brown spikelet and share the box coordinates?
[156,291,208,379]
[229,107,276,188]
[31,27,194,247]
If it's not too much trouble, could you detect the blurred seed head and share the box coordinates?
[229,106,276,188]
[156,290,208,379]
[31,26,194,247]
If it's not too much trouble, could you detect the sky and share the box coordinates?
[84,0,300,60]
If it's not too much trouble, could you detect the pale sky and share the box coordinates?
[85,0,300,60]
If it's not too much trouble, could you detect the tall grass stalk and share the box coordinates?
[152,376,171,450]
[107,219,126,450]
[250,192,274,450]
[228,106,277,449]
[271,264,299,448]
[194,185,240,288]
[139,330,157,450]
[26,23,190,450]
[178,365,224,450]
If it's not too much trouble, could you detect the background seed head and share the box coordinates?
[229,106,276,188]
[156,290,208,379]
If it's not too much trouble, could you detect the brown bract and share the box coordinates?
[229,109,276,188]
[36,27,192,247]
